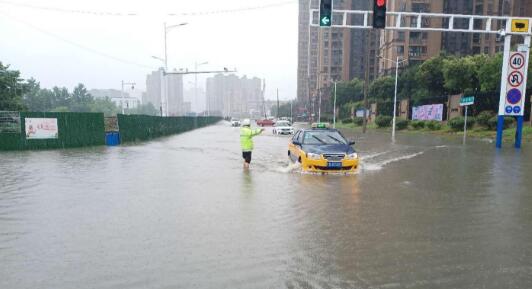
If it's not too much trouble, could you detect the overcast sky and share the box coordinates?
[0,0,298,101]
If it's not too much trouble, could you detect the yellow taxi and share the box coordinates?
[288,123,359,173]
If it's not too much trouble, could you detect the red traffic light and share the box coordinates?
[376,0,386,7]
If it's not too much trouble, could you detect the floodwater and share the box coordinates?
[1,121,532,289]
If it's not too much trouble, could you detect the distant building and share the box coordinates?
[145,69,164,112]
[88,88,139,110]
[145,68,184,116]
[166,72,184,116]
[206,74,263,118]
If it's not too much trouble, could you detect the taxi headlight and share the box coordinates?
[346,153,358,160]
[307,153,321,160]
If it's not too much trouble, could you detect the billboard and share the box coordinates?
[25,118,59,139]
[412,104,444,121]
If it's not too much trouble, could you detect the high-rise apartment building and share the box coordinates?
[144,69,164,112]
[379,0,444,74]
[166,72,184,116]
[206,74,263,118]
[443,0,532,56]
[145,68,184,116]
[297,0,377,109]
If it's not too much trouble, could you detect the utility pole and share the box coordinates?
[276,89,280,119]
[290,100,293,121]
[362,29,371,133]
[121,81,136,115]
[333,80,337,128]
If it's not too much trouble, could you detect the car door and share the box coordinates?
[289,131,301,161]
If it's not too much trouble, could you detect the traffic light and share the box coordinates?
[319,0,332,27]
[373,0,387,29]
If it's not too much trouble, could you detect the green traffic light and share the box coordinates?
[320,0,332,27]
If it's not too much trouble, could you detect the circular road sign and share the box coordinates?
[508,71,524,87]
[510,53,525,70]
[506,88,522,105]
[514,106,521,114]
[506,106,513,114]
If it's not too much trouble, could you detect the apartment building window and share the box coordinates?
[411,3,429,13]
[396,31,405,41]
[484,47,489,54]
[409,46,427,57]
[410,16,418,27]
[473,34,480,44]
[473,47,481,54]
[411,32,421,39]
[397,46,405,54]
[475,4,483,15]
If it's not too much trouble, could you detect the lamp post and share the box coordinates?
[195,61,208,113]
[378,56,408,142]
[333,80,337,128]
[159,22,188,116]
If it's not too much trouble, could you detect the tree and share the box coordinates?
[89,97,119,116]
[369,76,395,101]
[416,54,448,97]
[478,53,502,92]
[130,102,159,116]
[70,84,94,112]
[443,56,477,94]
[0,62,27,111]
[397,65,420,100]
[333,78,364,107]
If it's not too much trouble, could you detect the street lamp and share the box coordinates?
[195,61,208,113]
[164,22,188,70]
[160,22,188,116]
[378,56,408,142]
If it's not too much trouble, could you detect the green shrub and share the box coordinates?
[487,116,498,130]
[476,110,496,128]
[395,119,409,130]
[375,115,392,128]
[486,116,516,130]
[448,117,475,131]
[410,120,425,129]
[354,117,364,126]
[341,118,353,124]
[426,120,442,130]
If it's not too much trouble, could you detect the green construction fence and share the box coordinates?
[117,114,221,143]
[0,112,105,151]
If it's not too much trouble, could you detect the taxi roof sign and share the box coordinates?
[511,19,529,33]
[312,123,328,128]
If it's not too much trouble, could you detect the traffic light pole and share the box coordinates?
[310,7,532,148]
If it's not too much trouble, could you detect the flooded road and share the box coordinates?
[1,121,532,289]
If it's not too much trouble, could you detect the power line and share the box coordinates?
[0,11,155,70]
[0,0,296,17]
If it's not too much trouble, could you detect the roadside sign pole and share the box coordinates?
[463,105,468,145]
[516,116,524,148]
[460,95,474,145]
[496,34,512,149]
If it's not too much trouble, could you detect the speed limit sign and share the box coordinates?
[510,53,525,69]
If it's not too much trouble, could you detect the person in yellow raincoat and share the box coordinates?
[240,119,264,169]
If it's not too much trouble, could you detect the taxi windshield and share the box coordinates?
[303,131,347,145]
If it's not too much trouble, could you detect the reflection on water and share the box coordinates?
[1,122,531,289]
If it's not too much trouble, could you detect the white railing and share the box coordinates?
[310,9,532,35]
